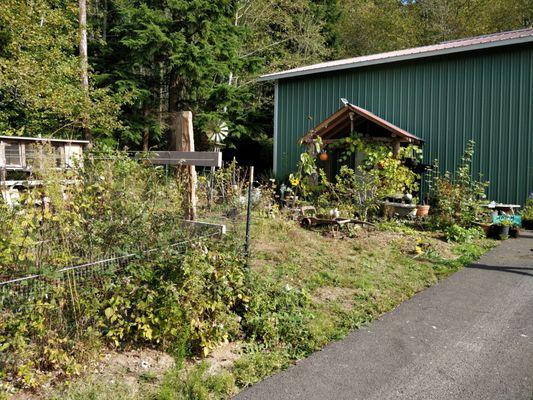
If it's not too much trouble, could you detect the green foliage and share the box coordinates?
[522,198,533,220]
[321,166,381,220]
[0,147,187,278]
[0,241,247,391]
[444,224,484,243]
[93,0,245,147]
[0,0,122,139]
[334,132,421,196]
[179,243,248,356]
[428,141,489,228]
[232,350,290,387]
[288,141,323,197]
[156,362,236,400]
[242,276,316,359]
[336,0,532,58]
[0,153,250,391]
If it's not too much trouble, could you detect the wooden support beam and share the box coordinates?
[170,111,197,220]
[145,151,222,167]
[393,140,401,158]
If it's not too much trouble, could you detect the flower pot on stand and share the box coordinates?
[416,205,430,217]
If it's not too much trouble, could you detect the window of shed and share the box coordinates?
[53,145,64,167]
[4,142,21,166]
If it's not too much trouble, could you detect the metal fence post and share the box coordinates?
[244,166,254,260]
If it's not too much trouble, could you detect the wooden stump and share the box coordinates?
[170,111,197,220]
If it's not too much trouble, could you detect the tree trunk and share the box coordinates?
[170,111,197,220]
[79,0,92,142]
[142,107,149,151]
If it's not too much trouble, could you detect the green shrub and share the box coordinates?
[444,224,484,243]
[0,147,187,278]
[0,151,250,391]
[522,198,533,220]
[334,132,421,196]
[0,240,247,391]
[428,141,489,228]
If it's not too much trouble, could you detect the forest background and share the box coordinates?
[1,0,531,171]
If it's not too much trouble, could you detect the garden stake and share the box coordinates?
[244,166,254,262]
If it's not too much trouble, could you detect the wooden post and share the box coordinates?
[170,111,197,220]
[392,140,401,159]
[244,166,254,260]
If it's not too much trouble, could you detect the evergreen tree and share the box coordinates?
[90,0,243,149]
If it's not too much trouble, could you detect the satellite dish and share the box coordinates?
[206,120,228,145]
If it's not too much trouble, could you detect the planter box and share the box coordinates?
[382,201,417,219]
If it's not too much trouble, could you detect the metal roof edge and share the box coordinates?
[0,135,90,144]
[259,34,533,81]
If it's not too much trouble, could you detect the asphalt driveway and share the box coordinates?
[235,232,533,400]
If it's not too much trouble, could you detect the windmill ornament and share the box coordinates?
[206,120,228,150]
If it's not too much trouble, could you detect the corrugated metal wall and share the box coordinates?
[275,44,533,204]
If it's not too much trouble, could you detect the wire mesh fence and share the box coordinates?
[0,225,222,307]
[0,152,256,308]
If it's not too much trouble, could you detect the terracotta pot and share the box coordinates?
[416,204,430,217]
[319,152,329,161]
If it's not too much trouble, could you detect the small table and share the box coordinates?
[483,203,521,215]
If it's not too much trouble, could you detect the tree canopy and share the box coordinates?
[0,0,531,159]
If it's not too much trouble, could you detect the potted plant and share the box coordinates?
[509,222,520,238]
[522,198,533,230]
[493,219,512,240]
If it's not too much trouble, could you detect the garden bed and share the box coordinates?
[38,214,494,400]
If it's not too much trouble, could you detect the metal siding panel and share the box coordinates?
[275,45,533,203]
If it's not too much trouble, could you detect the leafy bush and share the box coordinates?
[321,166,381,220]
[0,146,187,278]
[428,141,488,227]
[444,224,484,243]
[0,150,250,391]
[522,198,533,220]
[242,277,316,359]
[334,132,421,196]
[0,240,247,391]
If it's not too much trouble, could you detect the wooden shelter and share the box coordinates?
[301,103,423,149]
[301,103,423,179]
[0,135,89,173]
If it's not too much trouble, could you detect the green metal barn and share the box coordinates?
[260,29,533,204]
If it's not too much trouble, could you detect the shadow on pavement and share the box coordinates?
[466,264,533,277]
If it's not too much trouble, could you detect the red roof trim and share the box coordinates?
[347,104,424,143]
[302,104,424,145]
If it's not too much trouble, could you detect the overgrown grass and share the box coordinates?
[49,215,494,400]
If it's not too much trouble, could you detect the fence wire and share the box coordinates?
[0,226,221,305]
